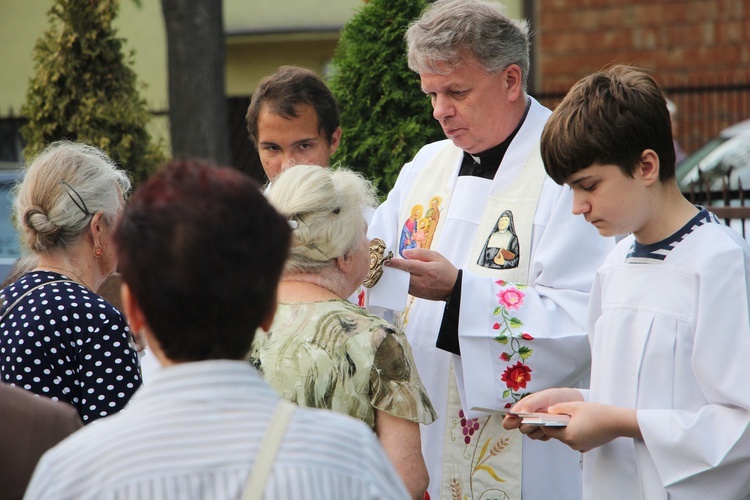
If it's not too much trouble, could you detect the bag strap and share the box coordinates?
[242,399,296,500]
[0,280,71,324]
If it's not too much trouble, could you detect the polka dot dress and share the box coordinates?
[0,271,142,423]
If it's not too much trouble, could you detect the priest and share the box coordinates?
[366,0,615,498]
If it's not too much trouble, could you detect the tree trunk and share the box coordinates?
[161,0,229,165]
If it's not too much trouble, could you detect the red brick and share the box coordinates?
[664,24,715,47]
[715,21,744,44]
[684,0,719,23]
[633,4,669,27]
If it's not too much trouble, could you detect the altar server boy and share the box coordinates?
[504,64,750,500]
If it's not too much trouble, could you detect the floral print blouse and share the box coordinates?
[249,299,437,430]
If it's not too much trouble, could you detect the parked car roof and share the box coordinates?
[676,118,750,190]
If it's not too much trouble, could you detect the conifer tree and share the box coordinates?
[329,0,444,196]
[21,0,164,185]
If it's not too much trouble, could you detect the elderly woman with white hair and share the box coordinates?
[250,164,436,499]
[0,141,142,424]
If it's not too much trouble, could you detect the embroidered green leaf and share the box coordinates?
[477,438,491,463]
[503,389,510,398]
[493,335,509,344]
[475,465,506,482]
[493,307,503,315]
[518,347,533,359]
[509,317,523,329]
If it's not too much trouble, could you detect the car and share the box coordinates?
[676,119,750,239]
[676,118,750,190]
[0,163,24,284]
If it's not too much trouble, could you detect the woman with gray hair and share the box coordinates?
[0,141,142,424]
[250,164,437,499]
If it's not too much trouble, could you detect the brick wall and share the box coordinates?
[534,0,750,153]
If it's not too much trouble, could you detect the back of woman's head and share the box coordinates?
[265,164,377,275]
[15,141,131,253]
[114,159,291,362]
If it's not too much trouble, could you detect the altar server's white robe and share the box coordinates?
[368,98,614,499]
[585,222,750,500]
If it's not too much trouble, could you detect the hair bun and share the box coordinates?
[24,207,61,250]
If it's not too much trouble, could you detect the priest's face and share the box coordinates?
[420,56,524,155]
[257,103,341,181]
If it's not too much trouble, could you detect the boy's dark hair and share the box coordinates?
[246,65,340,146]
[114,159,291,362]
[541,65,676,185]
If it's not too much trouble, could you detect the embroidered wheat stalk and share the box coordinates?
[450,477,462,500]
[490,437,511,456]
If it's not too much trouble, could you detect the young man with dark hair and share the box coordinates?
[246,65,341,182]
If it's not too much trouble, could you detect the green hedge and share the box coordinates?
[329,0,444,197]
[21,0,163,186]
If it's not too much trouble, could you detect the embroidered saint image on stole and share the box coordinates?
[399,197,442,257]
[477,210,520,270]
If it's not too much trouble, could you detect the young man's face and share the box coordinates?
[420,56,522,155]
[257,103,341,181]
[566,163,651,239]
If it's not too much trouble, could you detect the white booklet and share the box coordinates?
[471,406,570,427]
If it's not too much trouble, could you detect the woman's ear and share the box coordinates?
[121,282,145,334]
[336,252,353,275]
[89,211,105,247]
[259,297,278,332]
[122,282,171,365]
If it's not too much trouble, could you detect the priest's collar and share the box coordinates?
[463,140,508,168]
[459,98,531,179]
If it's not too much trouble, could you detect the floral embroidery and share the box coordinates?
[501,361,532,392]
[492,280,534,404]
[444,280,533,499]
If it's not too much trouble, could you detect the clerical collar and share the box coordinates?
[459,98,531,179]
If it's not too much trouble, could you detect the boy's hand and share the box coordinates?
[502,388,583,440]
[540,402,640,453]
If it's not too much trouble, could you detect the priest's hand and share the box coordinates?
[387,248,458,301]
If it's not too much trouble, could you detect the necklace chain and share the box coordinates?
[36,266,88,288]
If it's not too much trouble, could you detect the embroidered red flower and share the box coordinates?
[521,333,534,341]
[501,361,532,391]
[492,322,501,330]
[499,352,510,362]
[497,288,525,310]
[357,289,366,307]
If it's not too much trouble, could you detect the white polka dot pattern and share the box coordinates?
[0,272,142,423]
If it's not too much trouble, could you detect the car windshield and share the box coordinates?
[676,136,728,184]
[679,135,750,191]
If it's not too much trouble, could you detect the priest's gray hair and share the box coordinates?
[15,141,131,253]
[405,0,530,90]
[265,164,377,276]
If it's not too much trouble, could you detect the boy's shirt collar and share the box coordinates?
[626,207,717,263]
